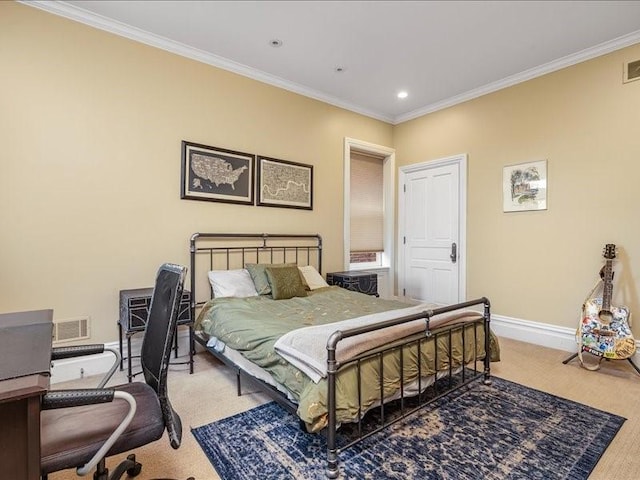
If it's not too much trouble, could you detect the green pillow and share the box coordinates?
[265,266,307,300]
[246,263,294,295]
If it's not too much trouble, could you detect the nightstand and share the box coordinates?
[118,287,193,382]
[326,271,379,297]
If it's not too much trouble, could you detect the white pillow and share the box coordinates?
[208,269,259,298]
[298,265,329,290]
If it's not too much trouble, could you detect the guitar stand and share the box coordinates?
[563,352,640,376]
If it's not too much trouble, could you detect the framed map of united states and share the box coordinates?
[181,141,255,205]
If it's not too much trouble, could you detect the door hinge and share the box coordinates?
[403,236,406,245]
[403,184,406,193]
[403,288,406,296]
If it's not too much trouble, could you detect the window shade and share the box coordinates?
[350,152,384,252]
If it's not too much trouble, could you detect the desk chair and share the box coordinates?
[41,263,193,480]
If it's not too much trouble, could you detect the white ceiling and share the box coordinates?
[29,1,640,124]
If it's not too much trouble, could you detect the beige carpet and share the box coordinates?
[49,337,640,480]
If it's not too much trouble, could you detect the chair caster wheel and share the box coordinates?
[125,454,142,477]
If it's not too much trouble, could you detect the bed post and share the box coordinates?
[326,331,342,479]
[317,234,323,274]
[483,296,492,385]
[189,233,200,372]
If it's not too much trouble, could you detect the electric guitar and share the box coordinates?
[578,244,635,360]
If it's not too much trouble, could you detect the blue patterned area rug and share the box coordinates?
[191,377,625,480]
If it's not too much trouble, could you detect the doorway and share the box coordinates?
[398,154,467,305]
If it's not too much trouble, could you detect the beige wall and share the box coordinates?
[0,3,393,342]
[2,2,639,344]
[394,43,640,329]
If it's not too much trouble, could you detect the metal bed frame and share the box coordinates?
[189,233,492,479]
[189,232,323,413]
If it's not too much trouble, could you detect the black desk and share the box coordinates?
[0,309,53,480]
[119,288,193,382]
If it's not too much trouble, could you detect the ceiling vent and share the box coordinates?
[53,317,90,343]
[623,59,640,83]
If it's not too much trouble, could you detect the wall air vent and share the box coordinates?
[623,59,640,83]
[53,317,90,343]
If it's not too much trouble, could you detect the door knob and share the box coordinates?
[450,242,457,263]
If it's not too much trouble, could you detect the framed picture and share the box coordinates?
[257,156,313,210]
[181,141,254,205]
[623,59,640,83]
[503,160,547,212]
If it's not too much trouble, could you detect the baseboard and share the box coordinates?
[51,314,640,383]
[50,328,192,384]
[489,314,577,352]
[490,313,640,366]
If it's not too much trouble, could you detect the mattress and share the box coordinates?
[195,286,499,431]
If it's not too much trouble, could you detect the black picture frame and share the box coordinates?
[181,141,254,205]
[256,156,313,210]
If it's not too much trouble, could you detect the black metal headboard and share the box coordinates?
[189,233,323,312]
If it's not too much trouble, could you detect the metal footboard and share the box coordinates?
[325,297,492,479]
[188,233,493,479]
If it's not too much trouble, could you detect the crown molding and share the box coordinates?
[21,1,395,124]
[20,1,640,126]
[395,29,640,124]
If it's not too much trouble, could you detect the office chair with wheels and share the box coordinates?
[40,263,192,480]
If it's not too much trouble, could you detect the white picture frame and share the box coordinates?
[503,160,547,212]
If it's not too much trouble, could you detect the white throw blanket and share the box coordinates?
[274,303,483,383]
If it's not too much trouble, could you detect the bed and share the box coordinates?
[189,233,499,478]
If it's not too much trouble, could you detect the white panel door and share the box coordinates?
[403,162,460,305]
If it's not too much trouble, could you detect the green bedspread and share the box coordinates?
[195,286,500,431]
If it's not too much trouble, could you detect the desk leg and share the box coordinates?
[189,325,194,374]
[127,335,133,383]
[118,323,124,371]
[0,396,41,480]
[174,324,179,359]
[26,396,41,480]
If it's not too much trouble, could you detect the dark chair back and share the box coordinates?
[140,263,187,449]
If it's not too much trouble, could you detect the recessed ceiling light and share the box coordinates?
[397,91,408,99]
[269,39,283,48]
